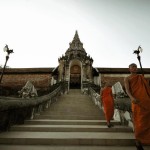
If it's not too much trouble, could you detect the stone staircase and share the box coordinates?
[0,89,150,150]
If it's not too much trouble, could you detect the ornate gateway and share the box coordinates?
[57,31,94,92]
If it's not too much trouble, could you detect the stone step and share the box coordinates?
[42,109,102,114]
[40,112,103,117]
[0,131,135,146]
[34,114,103,120]
[10,124,132,132]
[24,119,120,125]
[1,145,150,150]
[44,106,102,115]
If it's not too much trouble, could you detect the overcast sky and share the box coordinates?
[0,0,150,68]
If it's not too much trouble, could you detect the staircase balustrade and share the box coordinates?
[0,84,63,132]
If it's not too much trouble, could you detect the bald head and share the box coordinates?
[129,63,137,68]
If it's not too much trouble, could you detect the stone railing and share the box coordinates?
[0,83,63,131]
[88,87,133,129]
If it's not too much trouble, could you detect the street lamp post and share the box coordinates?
[133,45,144,75]
[0,45,14,84]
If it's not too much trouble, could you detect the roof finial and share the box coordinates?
[74,30,79,40]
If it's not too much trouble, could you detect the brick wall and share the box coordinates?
[101,73,150,89]
[101,74,125,87]
[0,73,52,96]
[1,74,51,89]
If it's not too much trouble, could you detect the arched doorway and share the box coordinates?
[70,65,81,89]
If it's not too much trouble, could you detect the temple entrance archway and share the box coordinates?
[69,60,81,89]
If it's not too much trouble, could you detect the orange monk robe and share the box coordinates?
[101,87,114,122]
[129,74,150,145]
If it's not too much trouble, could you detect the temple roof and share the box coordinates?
[0,68,55,74]
[65,30,86,53]
[95,67,150,74]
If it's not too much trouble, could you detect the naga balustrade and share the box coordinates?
[0,83,63,132]
[88,86,133,129]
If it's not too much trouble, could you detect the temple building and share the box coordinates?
[56,31,94,91]
[0,31,150,96]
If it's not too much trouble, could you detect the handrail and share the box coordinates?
[0,85,61,111]
[0,84,63,131]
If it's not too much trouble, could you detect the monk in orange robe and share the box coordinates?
[100,82,114,128]
[124,63,150,149]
